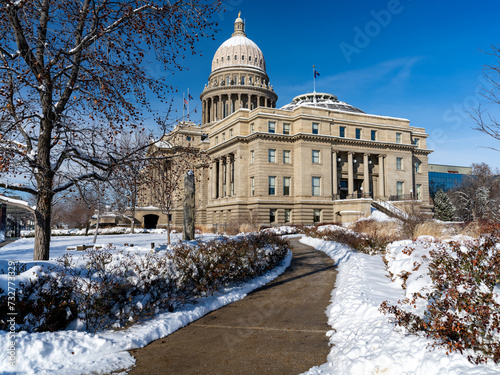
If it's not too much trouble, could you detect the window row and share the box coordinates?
[252,149,323,164]
[261,121,422,146]
[268,208,322,223]
[218,55,263,65]
[250,176,321,197]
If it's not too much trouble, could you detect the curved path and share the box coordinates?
[127,238,337,375]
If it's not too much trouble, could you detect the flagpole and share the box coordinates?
[183,92,185,120]
[187,88,190,120]
[313,65,316,93]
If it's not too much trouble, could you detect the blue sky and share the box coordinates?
[160,0,500,168]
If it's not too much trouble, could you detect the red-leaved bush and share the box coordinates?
[0,232,289,333]
[381,235,500,364]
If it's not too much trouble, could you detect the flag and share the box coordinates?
[188,93,194,100]
[183,98,189,105]
[314,68,320,78]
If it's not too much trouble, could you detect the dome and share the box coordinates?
[211,16,266,73]
[281,92,365,114]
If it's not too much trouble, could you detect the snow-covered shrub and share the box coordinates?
[302,225,395,255]
[380,235,500,364]
[0,232,289,333]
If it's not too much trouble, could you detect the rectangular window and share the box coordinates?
[284,209,292,223]
[396,133,402,143]
[312,150,320,164]
[269,209,277,223]
[241,76,245,85]
[339,126,345,138]
[268,176,276,195]
[283,123,290,135]
[355,128,361,139]
[312,122,319,134]
[250,150,254,164]
[222,133,225,141]
[397,181,404,198]
[268,149,276,163]
[313,209,321,223]
[396,157,403,170]
[250,123,255,133]
[229,129,233,137]
[268,121,276,133]
[413,138,420,147]
[283,150,291,164]
[250,177,255,196]
[283,177,291,196]
[312,177,320,196]
[415,161,421,173]
[215,136,219,145]
[371,130,376,141]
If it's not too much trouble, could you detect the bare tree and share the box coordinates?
[471,44,500,145]
[450,163,500,221]
[0,1,221,259]
[110,131,151,234]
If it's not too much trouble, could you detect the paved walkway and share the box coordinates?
[127,238,337,375]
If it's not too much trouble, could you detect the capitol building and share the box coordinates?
[136,14,432,228]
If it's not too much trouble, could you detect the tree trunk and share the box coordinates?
[166,213,171,245]
[131,187,136,234]
[93,205,100,244]
[183,171,195,241]
[33,189,53,260]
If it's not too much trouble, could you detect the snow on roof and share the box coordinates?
[0,195,34,211]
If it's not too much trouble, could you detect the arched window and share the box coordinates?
[242,55,245,61]
[249,56,252,62]
[234,55,237,60]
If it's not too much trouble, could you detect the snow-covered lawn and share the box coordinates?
[0,232,292,375]
[301,235,500,375]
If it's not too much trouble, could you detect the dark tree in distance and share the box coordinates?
[0,0,222,259]
[433,188,455,222]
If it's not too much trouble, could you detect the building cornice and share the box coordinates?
[206,131,430,154]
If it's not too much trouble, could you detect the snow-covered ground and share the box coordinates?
[300,234,500,375]
[0,232,292,375]
[3,220,500,375]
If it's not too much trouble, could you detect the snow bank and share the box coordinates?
[300,236,500,375]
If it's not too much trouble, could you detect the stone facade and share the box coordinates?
[136,15,432,228]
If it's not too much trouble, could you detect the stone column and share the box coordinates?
[213,159,219,199]
[237,94,241,110]
[363,153,370,197]
[265,97,269,108]
[217,95,222,120]
[219,158,224,198]
[233,152,238,196]
[378,155,385,198]
[348,152,354,197]
[332,151,338,199]
[210,97,214,123]
[226,155,232,197]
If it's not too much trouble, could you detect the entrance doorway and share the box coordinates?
[143,214,159,229]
